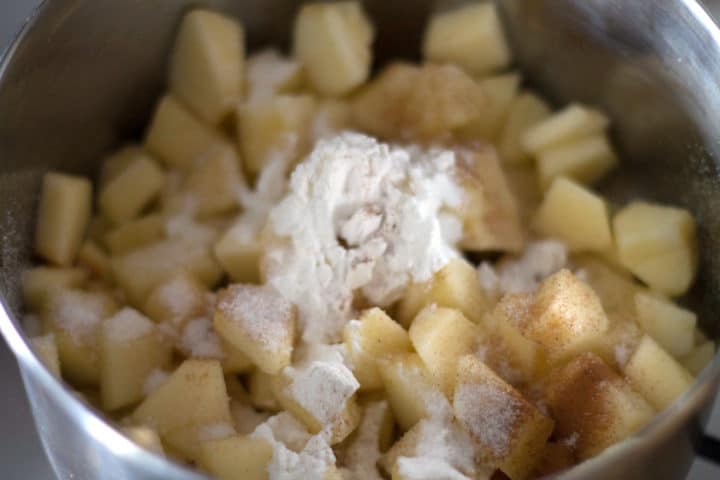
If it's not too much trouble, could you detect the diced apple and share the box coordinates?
[397,257,491,327]
[45,289,117,385]
[169,9,244,125]
[546,353,654,459]
[532,442,575,478]
[132,359,232,433]
[534,177,612,252]
[635,292,696,357]
[377,353,449,432]
[523,269,608,364]
[145,95,232,171]
[245,48,304,103]
[401,64,485,139]
[587,318,642,371]
[104,214,165,255]
[571,255,639,319]
[343,307,412,390]
[34,172,92,266]
[199,435,273,480]
[453,355,554,479]
[423,3,511,75]
[230,400,270,435]
[121,425,165,456]
[21,267,88,312]
[312,99,353,140]
[98,149,166,224]
[164,421,236,462]
[623,335,694,410]
[76,241,111,281]
[111,239,222,306]
[613,202,697,296]
[214,284,296,375]
[184,145,243,217]
[293,1,373,96]
[453,147,525,252]
[248,370,280,411]
[522,104,609,155]
[237,94,315,177]
[499,92,552,164]
[99,145,143,188]
[100,308,172,410]
[537,134,617,189]
[504,164,543,225]
[457,73,520,140]
[221,339,254,374]
[480,294,546,385]
[340,399,394,473]
[409,305,480,396]
[30,334,61,377]
[214,222,263,283]
[682,341,715,375]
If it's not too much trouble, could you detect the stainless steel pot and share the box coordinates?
[1,0,720,478]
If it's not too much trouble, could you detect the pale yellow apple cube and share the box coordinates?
[377,353,447,431]
[34,172,92,266]
[248,370,280,411]
[21,267,88,312]
[340,399,394,471]
[453,148,525,253]
[537,134,618,189]
[613,202,697,296]
[546,353,654,459]
[104,214,165,255]
[30,334,61,377]
[534,177,612,252]
[312,99,353,140]
[145,95,231,171]
[682,341,715,375]
[409,306,480,396]
[76,241,111,281]
[230,401,270,435]
[214,284,295,375]
[481,294,546,384]
[111,239,222,306]
[397,257,491,327]
[237,94,315,177]
[184,145,243,217]
[401,64,485,139]
[132,359,232,433]
[245,48,304,103]
[499,92,552,164]
[99,145,143,188]
[169,10,244,125]
[623,335,694,410]
[163,421,236,462]
[457,73,520,140]
[121,425,165,456]
[221,339,254,374]
[423,3,511,75]
[522,104,609,155]
[214,222,263,283]
[98,150,166,224]
[199,435,273,480]
[46,289,117,385]
[571,255,639,319]
[293,1,373,96]
[343,307,412,390]
[100,308,172,410]
[635,292,696,357]
[524,269,609,363]
[453,355,554,479]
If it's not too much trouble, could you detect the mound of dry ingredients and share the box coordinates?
[264,132,465,343]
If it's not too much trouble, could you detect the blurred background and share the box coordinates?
[1,1,719,478]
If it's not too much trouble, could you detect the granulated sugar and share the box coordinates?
[253,417,337,480]
[50,290,114,343]
[339,400,390,480]
[104,307,154,343]
[265,132,464,343]
[216,284,295,353]
[395,457,471,480]
[230,400,271,435]
[493,240,568,294]
[453,382,520,458]
[198,422,236,441]
[180,317,223,359]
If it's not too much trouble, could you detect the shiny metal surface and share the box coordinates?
[0,0,719,479]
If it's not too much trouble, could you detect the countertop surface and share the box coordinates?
[1,1,720,479]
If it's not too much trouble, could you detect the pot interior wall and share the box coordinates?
[1,0,719,343]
